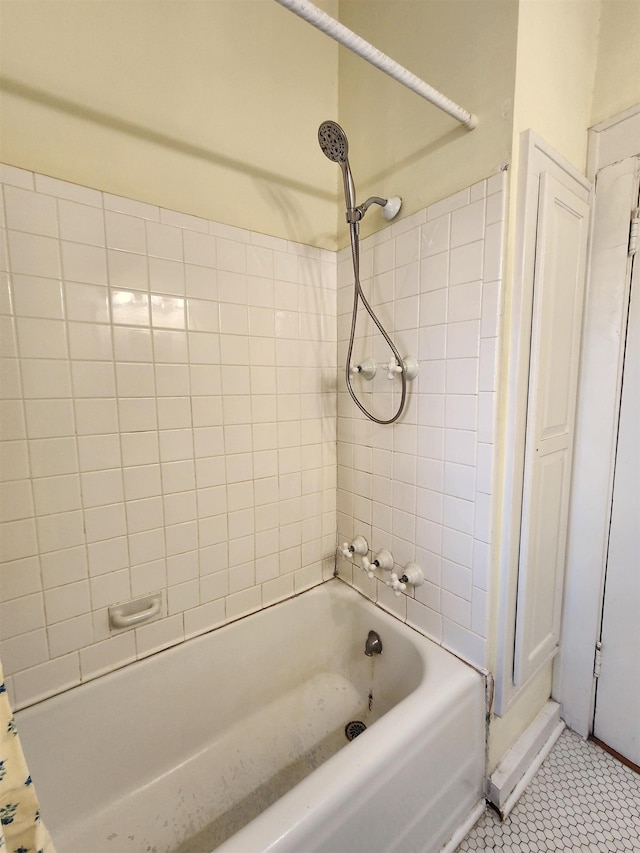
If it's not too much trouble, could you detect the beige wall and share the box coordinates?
[3,0,639,253]
[338,0,518,247]
[0,0,519,252]
[0,0,339,249]
[591,0,640,125]
[512,0,600,176]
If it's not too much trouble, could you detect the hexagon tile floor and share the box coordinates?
[456,727,640,851]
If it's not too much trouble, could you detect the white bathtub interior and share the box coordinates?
[16,579,485,853]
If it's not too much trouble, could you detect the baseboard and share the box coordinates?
[440,799,486,853]
[487,699,565,818]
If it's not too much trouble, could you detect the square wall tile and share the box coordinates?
[58,199,105,246]
[4,186,58,237]
[8,231,61,279]
[11,275,64,320]
[61,241,107,285]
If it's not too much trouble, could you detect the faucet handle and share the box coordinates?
[387,572,407,597]
[385,356,419,381]
[362,548,393,579]
[350,357,377,380]
[385,358,403,380]
[338,535,369,559]
[361,556,376,579]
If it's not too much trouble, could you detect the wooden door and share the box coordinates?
[513,172,590,686]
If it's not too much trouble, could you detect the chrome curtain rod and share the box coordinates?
[274,0,478,130]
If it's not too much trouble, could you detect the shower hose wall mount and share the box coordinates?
[381,196,402,221]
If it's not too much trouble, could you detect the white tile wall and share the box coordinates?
[0,163,337,709]
[336,174,505,669]
[0,163,504,705]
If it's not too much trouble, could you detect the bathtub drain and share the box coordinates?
[345,720,367,741]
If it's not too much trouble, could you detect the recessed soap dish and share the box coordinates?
[109,592,162,631]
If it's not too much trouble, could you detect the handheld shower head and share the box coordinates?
[318,120,406,425]
[318,120,357,221]
[318,120,349,163]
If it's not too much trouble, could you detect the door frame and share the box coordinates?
[592,247,639,763]
[553,103,640,736]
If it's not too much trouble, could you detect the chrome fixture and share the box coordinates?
[318,120,410,424]
[364,629,383,656]
[318,120,358,223]
[318,121,401,226]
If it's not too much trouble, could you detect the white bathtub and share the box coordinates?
[16,579,485,853]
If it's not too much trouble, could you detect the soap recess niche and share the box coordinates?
[109,592,163,631]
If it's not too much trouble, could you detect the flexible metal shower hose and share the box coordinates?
[344,222,407,425]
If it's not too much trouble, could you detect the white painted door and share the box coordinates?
[593,230,640,767]
[513,172,590,686]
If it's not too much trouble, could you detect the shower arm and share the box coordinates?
[346,197,397,225]
[274,0,478,129]
[357,196,387,216]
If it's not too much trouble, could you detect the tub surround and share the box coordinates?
[0,164,503,710]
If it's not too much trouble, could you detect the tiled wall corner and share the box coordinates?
[0,163,337,709]
[336,172,505,670]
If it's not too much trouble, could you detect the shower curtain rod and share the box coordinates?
[274,0,478,130]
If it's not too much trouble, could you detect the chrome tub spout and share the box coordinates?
[365,630,382,656]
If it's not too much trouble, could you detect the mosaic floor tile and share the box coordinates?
[457,727,640,851]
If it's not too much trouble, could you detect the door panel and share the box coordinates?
[527,450,566,663]
[514,172,590,686]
